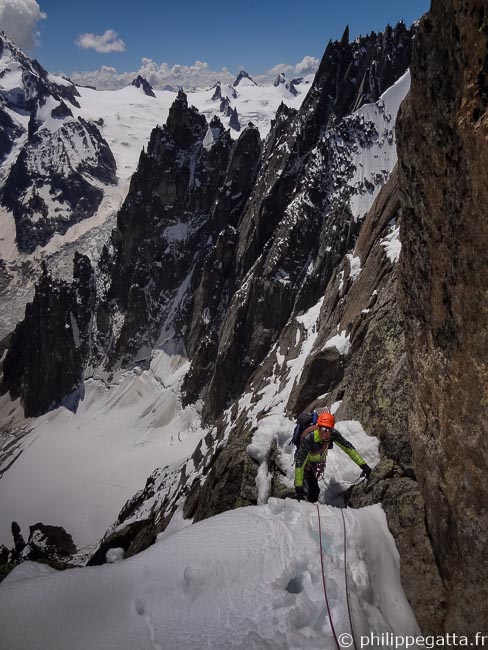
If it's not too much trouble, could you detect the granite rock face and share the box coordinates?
[397,0,488,635]
[199,23,415,423]
[105,95,261,369]
[349,460,446,634]
[287,171,412,471]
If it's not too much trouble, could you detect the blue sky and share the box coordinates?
[2,0,430,88]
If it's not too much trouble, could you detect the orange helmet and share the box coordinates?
[317,412,335,429]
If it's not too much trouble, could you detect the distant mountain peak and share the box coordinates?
[273,73,287,87]
[211,83,221,101]
[131,75,156,98]
[233,71,256,87]
[273,72,300,96]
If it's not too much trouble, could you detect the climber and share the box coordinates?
[294,411,372,503]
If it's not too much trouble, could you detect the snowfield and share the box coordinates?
[0,499,420,650]
[0,346,207,553]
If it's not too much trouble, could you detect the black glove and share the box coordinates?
[295,486,305,501]
[360,464,372,479]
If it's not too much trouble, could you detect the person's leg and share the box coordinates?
[304,468,320,503]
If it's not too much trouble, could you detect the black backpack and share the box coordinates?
[291,410,318,446]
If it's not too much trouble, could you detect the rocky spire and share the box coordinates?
[233,70,256,87]
[229,107,240,131]
[131,75,156,97]
[273,72,287,87]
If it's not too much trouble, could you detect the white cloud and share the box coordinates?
[295,55,320,75]
[67,58,234,91]
[255,56,320,84]
[0,0,46,50]
[75,29,126,54]
[65,54,320,92]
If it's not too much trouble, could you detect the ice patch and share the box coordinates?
[381,224,401,263]
[325,330,351,356]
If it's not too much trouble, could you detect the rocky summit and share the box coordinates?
[0,4,486,640]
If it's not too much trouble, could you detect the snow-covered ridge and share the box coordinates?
[71,73,312,188]
[0,500,420,650]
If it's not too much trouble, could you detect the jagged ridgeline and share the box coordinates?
[1,22,414,419]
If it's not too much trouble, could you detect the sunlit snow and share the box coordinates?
[0,347,207,553]
[0,499,420,650]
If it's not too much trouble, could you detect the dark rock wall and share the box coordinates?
[288,171,412,469]
[106,94,261,367]
[1,255,95,417]
[397,0,488,635]
[200,25,415,421]
[349,461,446,634]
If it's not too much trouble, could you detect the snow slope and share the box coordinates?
[0,346,208,553]
[0,499,420,650]
[347,71,410,220]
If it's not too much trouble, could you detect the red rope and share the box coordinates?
[315,504,341,650]
[341,509,359,650]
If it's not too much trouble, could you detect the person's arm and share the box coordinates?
[332,429,368,468]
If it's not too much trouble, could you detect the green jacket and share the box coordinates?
[294,427,366,487]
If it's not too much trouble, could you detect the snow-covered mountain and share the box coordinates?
[0,33,313,338]
[2,4,486,641]
[0,35,116,255]
[0,33,310,260]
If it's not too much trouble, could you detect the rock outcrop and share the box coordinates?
[233,71,256,87]
[348,460,446,634]
[397,0,488,635]
[1,254,95,417]
[0,521,77,580]
[131,75,156,97]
